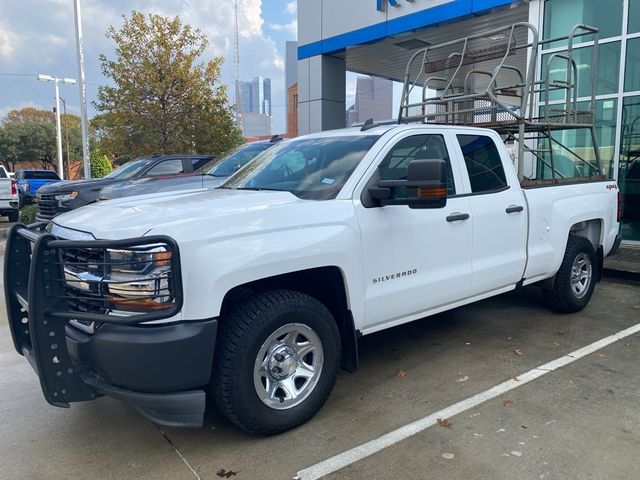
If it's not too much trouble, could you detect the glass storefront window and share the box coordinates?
[538,99,617,180]
[620,96,640,241]
[543,0,623,49]
[542,42,621,101]
[630,0,640,33]
[625,38,640,93]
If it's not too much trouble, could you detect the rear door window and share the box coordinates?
[146,159,185,176]
[457,135,508,193]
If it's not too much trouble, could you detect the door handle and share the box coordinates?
[446,212,470,222]
[505,205,524,214]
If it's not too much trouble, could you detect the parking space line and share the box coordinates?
[295,322,640,480]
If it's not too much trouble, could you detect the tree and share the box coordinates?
[4,107,55,125]
[0,108,83,172]
[90,148,112,178]
[95,11,243,158]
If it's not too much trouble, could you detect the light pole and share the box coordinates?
[59,97,71,179]
[73,0,91,179]
[37,74,76,180]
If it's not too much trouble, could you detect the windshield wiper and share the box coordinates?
[236,187,283,192]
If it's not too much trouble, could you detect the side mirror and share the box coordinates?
[368,159,448,209]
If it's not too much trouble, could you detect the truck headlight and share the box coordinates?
[55,192,79,205]
[104,246,174,311]
[62,244,176,314]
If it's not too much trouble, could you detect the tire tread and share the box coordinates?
[212,289,340,435]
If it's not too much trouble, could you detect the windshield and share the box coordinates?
[222,135,380,200]
[105,158,153,180]
[198,142,275,177]
[24,171,60,180]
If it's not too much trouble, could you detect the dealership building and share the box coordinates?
[297,0,640,243]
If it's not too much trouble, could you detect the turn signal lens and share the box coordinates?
[154,251,172,267]
[417,187,447,198]
[106,296,173,311]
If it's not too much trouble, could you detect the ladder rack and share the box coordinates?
[398,22,603,182]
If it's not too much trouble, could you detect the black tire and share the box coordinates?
[543,235,596,313]
[211,289,341,435]
[7,210,18,223]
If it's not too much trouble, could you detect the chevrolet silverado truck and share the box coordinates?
[5,125,621,434]
[0,165,19,222]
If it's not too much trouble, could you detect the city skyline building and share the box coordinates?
[235,75,273,137]
[346,76,393,127]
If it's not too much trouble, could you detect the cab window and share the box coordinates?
[147,159,185,176]
[378,134,455,195]
[457,135,508,193]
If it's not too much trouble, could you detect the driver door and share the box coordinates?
[354,131,473,332]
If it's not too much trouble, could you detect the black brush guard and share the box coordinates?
[4,223,184,408]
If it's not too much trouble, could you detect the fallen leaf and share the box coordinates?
[437,418,454,430]
[216,469,238,478]
[513,349,524,356]
[396,369,408,377]
[502,400,513,407]
[553,341,561,347]
[594,353,604,358]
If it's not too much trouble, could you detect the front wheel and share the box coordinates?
[543,235,596,313]
[211,289,341,435]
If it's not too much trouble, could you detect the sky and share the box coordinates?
[0,0,300,134]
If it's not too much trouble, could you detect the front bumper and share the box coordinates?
[4,224,215,427]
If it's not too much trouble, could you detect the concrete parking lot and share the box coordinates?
[1,239,639,479]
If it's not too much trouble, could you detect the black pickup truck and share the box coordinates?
[35,154,213,221]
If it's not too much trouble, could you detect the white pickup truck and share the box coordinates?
[0,165,19,222]
[5,125,621,434]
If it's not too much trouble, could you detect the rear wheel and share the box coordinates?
[7,210,18,223]
[211,289,341,435]
[543,235,596,313]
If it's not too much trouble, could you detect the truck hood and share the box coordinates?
[53,188,314,240]
[99,174,224,200]
[38,178,117,194]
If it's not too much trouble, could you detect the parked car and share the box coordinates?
[0,165,18,222]
[15,170,61,207]
[35,154,214,221]
[98,137,282,201]
[5,124,621,433]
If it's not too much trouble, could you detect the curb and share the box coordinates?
[603,268,640,283]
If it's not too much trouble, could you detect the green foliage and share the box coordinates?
[95,11,243,158]
[19,205,38,225]
[90,148,112,178]
[0,108,83,172]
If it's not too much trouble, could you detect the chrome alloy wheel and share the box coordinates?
[570,252,592,298]
[253,323,324,410]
